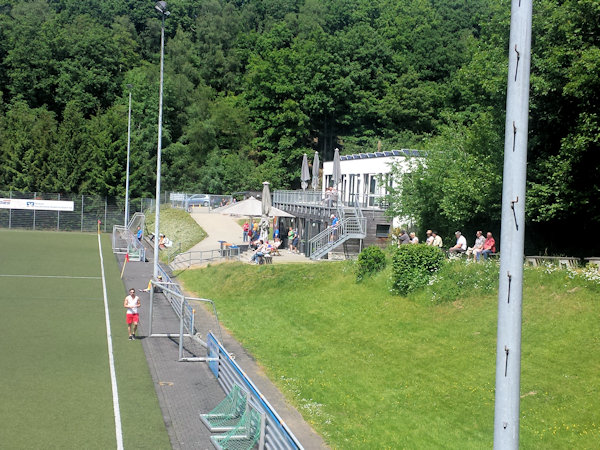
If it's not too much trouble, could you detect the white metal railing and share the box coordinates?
[274,190,329,206]
[112,229,145,261]
[274,189,387,210]
[169,247,242,270]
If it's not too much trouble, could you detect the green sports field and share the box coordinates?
[0,230,170,449]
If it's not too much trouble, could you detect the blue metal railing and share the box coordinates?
[207,332,303,450]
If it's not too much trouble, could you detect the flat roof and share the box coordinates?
[339,149,425,161]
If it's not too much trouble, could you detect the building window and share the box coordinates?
[376,224,390,238]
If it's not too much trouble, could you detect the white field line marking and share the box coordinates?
[0,274,101,279]
[98,234,124,450]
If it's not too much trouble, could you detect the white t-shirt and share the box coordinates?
[125,295,139,314]
[457,235,467,251]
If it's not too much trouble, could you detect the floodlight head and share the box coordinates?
[155,1,169,14]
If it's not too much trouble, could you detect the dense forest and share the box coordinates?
[0,1,598,252]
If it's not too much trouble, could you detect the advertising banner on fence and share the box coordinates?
[0,198,75,212]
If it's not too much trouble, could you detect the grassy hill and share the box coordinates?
[178,259,599,449]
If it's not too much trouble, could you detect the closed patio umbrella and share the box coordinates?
[260,181,272,241]
[332,147,341,188]
[301,153,310,191]
[311,151,320,190]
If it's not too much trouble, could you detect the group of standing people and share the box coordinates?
[242,220,259,243]
[287,226,299,253]
[398,229,442,247]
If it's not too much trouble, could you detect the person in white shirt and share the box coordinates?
[449,231,467,254]
[124,288,141,340]
[425,230,434,245]
[409,232,419,244]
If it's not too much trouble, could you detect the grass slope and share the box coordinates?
[145,206,207,258]
[178,261,599,449]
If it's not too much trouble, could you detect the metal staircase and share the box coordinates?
[308,202,366,260]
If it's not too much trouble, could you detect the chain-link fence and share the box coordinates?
[0,191,168,233]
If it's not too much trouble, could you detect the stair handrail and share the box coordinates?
[308,199,367,259]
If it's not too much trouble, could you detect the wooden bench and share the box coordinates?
[584,257,600,270]
[525,255,580,269]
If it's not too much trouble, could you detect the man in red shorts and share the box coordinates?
[124,288,141,340]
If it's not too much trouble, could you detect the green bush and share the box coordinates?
[391,245,445,295]
[356,245,387,281]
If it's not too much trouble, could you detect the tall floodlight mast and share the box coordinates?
[153,1,170,278]
[493,1,533,448]
[124,84,133,226]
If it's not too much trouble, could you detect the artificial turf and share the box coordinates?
[0,230,170,449]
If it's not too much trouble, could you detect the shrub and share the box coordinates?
[356,246,387,282]
[391,245,445,295]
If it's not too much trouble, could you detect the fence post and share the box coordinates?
[9,191,12,229]
[81,195,84,232]
[57,193,60,231]
[33,192,36,230]
[104,198,108,232]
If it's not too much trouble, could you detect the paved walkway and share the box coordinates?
[187,207,246,251]
[120,219,327,449]
[184,207,313,265]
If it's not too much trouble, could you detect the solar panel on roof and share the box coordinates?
[383,151,393,156]
[392,150,401,156]
[375,152,385,157]
[359,153,368,159]
[367,153,376,158]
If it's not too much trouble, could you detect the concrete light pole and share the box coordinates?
[124,84,133,226]
[493,1,533,448]
[153,1,170,278]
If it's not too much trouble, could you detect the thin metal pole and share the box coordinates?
[148,287,154,336]
[124,88,132,226]
[178,299,185,360]
[153,12,166,279]
[493,1,533,448]
[81,195,84,232]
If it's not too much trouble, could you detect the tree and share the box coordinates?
[0,100,57,191]
[386,113,503,240]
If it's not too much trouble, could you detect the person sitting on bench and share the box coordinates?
[449,231,467,254]
[271,237,282,255]
[479,232,496,261]
[249,240,267,264]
